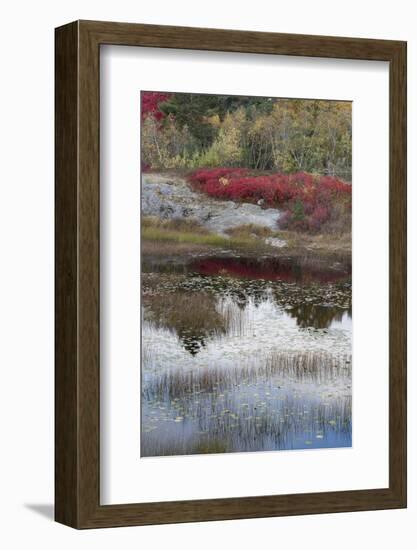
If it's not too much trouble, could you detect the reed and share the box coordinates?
[143,350,351,402]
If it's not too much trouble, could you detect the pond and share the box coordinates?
[141,254,352,457]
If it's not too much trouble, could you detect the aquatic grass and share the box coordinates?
[142,391,352,456]
[217,297,251,337]
[141,362,352,457]
[143,351,351,402]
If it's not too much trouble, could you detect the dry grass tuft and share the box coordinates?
[225,224,274,239]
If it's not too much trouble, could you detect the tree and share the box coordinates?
[140,92,352,180]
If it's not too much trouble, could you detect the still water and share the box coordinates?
[141,255,352,457]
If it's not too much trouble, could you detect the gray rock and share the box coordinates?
[141,173,282,235]
[264,237,288,248]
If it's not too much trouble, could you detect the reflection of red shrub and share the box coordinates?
[191,256,350,284]
[188,169,351,233]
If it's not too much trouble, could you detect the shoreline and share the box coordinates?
[141,171,351,260]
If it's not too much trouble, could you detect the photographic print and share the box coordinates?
[141,91,352,457]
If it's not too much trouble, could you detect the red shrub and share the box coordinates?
[189,168,249,184]
[141,92,171,121]
[187,168,351,233]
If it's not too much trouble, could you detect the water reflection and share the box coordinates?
[143,290,351,355]
[288,303,352,329]
[142,352,351,456]
[143,254,351,284]
[143,292,250,355]
[141,254,352,456]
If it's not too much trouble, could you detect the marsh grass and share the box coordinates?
[141,349,352,457]
[143,351,351,401]
[225,223,274,239]
[142,226,232,247]
[142,218,351,262]
[218,298,250,337]
[277,229,352,255]
[141,239,210,256]
[142,215,266,250]
[142,216,351,259]
[142,393,352,456]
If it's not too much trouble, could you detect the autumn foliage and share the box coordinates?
[141,94,352,180]
[141,92,171,121]
[188,169,351,234]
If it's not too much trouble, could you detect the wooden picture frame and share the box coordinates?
[55,20,407,528]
